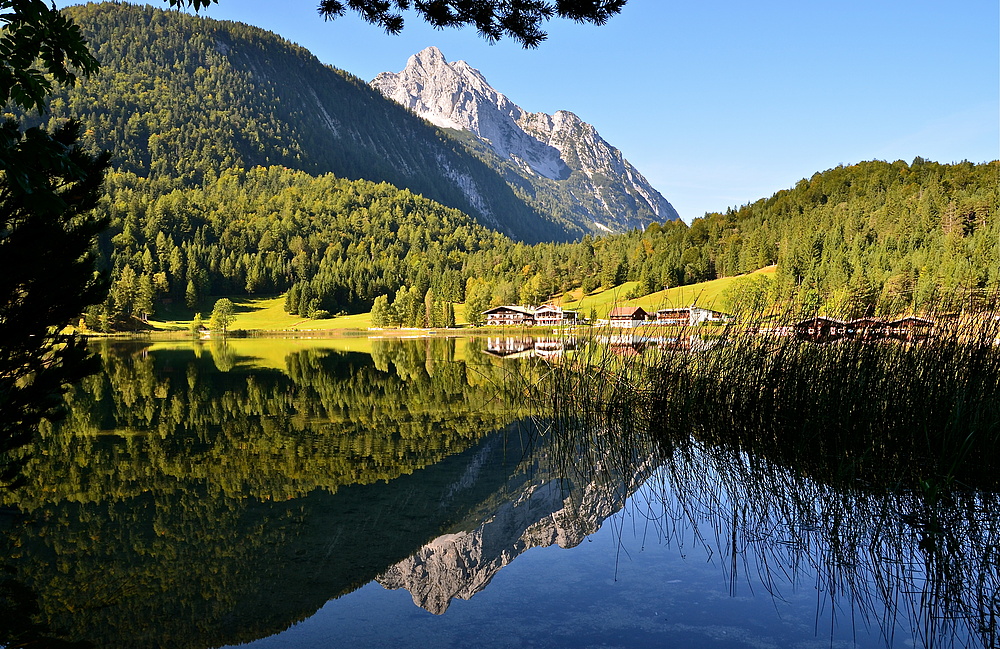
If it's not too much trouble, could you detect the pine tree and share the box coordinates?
[185,279,198,309]
[370,294,391,327]
[284,284,301,315]
[136,273,155,319]
[423,288,434,328]
[110,265,137,324]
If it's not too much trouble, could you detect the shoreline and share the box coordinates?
[79,324,591,341]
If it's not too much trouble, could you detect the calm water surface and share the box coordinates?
[0,338,994,648]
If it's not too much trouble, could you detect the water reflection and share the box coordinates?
[376,438,650,615]
[0,338,542,649]
[0,336,995,649]
[482,336,578,359]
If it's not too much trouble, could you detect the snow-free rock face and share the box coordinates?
[373,47,570,181]
[375,441,660,615]
[373,47,679,233]
[376,480,614,614]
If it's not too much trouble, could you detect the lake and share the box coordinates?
[0,337,995,648]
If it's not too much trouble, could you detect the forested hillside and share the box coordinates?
[694,159,998,315]
[451,159,998,320]
[87,167,505,328]
[86,154,997,329]
[38,3,570,242]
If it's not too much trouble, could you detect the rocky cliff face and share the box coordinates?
[373,47,679,234]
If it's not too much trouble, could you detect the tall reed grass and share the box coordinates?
[650,309,1000,490]
[531,303,1000,649]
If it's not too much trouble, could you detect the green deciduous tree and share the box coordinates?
[0,0,99,113]
[463,277,490,326]
[209,298,235,333]
[370,294,392,327]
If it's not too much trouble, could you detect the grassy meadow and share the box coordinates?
[144,295,373,333]
[556,266,776,316]
[136,266,777,334]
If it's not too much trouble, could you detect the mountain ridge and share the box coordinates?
[45,3,579,243]
[373,46,679,233]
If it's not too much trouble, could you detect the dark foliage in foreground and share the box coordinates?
[0,120,109,487]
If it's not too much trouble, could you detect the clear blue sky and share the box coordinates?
[62,1,999,222]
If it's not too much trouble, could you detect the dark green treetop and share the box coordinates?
[163,0,628,48]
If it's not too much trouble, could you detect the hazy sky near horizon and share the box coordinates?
[60,1,999,222]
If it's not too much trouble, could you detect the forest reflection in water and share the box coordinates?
[0,335,996,649]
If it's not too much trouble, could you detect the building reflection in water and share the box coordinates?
[483,337,578,359]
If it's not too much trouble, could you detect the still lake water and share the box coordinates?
[0,337,995,648]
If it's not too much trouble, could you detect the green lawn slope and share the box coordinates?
[142,266,776,333]
[145,295,372,332]
[557,266,776,318]
[635,265,776,314]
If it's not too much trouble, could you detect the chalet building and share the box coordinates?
[655,308,689,326]
[534,305,579,326]
[483,304,581,327]
[608,306,649,328]
[887,316,935,339]
[656,306,732,326]
[483,306,536,326]
[794,316,847,340]
[846,317,886,338]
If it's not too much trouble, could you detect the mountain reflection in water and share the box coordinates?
[0,336,995,649]
[376,450,650,615]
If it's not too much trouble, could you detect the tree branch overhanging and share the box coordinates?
[165,0,628,48]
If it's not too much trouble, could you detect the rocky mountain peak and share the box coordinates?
[373,47,566,179]
[411,44,445,63]
[372,48,679,232]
